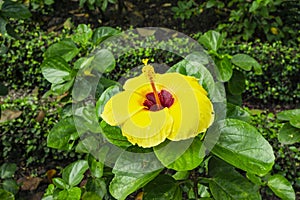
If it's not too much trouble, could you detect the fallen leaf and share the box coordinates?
[135,191,143,200]
[17,177,43,191]
[0,109,22,123]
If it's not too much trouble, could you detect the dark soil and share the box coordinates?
[34,0,219,35]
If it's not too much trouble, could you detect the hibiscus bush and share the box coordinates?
[40,27,296,200]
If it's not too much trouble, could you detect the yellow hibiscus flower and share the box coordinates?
[101,59,214,148]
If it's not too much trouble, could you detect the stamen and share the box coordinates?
[142,59,163,109]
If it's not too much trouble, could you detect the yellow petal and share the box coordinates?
[153,73,213,141]
[101,91,145,126]
[121,108,173,148]
[194,89,214,133]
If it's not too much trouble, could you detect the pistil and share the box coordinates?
[142,59,163,110]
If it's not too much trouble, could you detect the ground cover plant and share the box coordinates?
[0,0,299,199]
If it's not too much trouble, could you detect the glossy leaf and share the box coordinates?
[62,160,89,187]
[208,157,261,200]
[72,77,92,101]
[44,39,79,62]
[278,123,300,144]
[172,171,189,181]
[211,119,274,176]
[110,169,161,200]
[51,78,74,95]
[228,69,245,95]
[290,117,300,129]
[41,56,72,84]
[277,109,300,121]
[47,117,78,150]
[0,163,17,179]
[53,178,68,190]
[231,54,261,72]
[198,30,225,51]
[215,57,232,82]
[57,187,81,200]
[169,54,215,95]
[226,103,251,122]
[88,154,104,178]
[1,1,31,19]
[110,152,163,200]
[0,189,14,200]
[92,26,120,45]
[143,174,182,200]
[90,49,115,73]
[246,173,264,186]
[85,178,107,199]
[100,120,132,148]
[154,138,204,171]
[96,85,121,117]
[267,174,295,200]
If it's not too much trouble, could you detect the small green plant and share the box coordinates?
[276,109,300,145]
[171,0,198,20]
[0,0,31,38]
[196,30,262,105]
[0,163,18,199]
[219,39,300,105]
[79,0,117,12]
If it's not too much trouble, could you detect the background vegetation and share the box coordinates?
[0,0,299,199]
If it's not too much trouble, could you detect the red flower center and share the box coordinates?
[143,89,174,111]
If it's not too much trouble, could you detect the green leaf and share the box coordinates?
[154,138,204,171]
[92,26,120,45]
[73,105,102,134]
[278,123,300,144]
[170,52,215,95]
[211,119,275,176]
[44,39,80,62]
[72,77,92,101]
[110,169,161,200]
[88,154,104,178]
[246,173,264,186]
[215,57,232,82]
[85,178,107,199]
[41,56,73,84]
[0,189,14,200]
[72,24,93,46]
[172,171,189,181]
[96,85,121,117]
[57,187,82,200]
[290,117,300,129]
[0,163,17,179]
[267,174,295,200]
[82,192,102,200]
[198,30,225,51]
[143,174,182,200]
[62,160,89,187]
[52,178,68,189]
[90,49,115,73]
[277,109,300,121]
[228,70,245,95]
[231,54,261,72]
[0,83,8,96]
[208,157,261,200]
[47,117,78,150]
[2,179,18,195]
[51,78,74,95]
[1,1,31,19]
[110,152,163,200]
[0,17,7,35]
[100,120,132,148]
[226,103,250,122]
